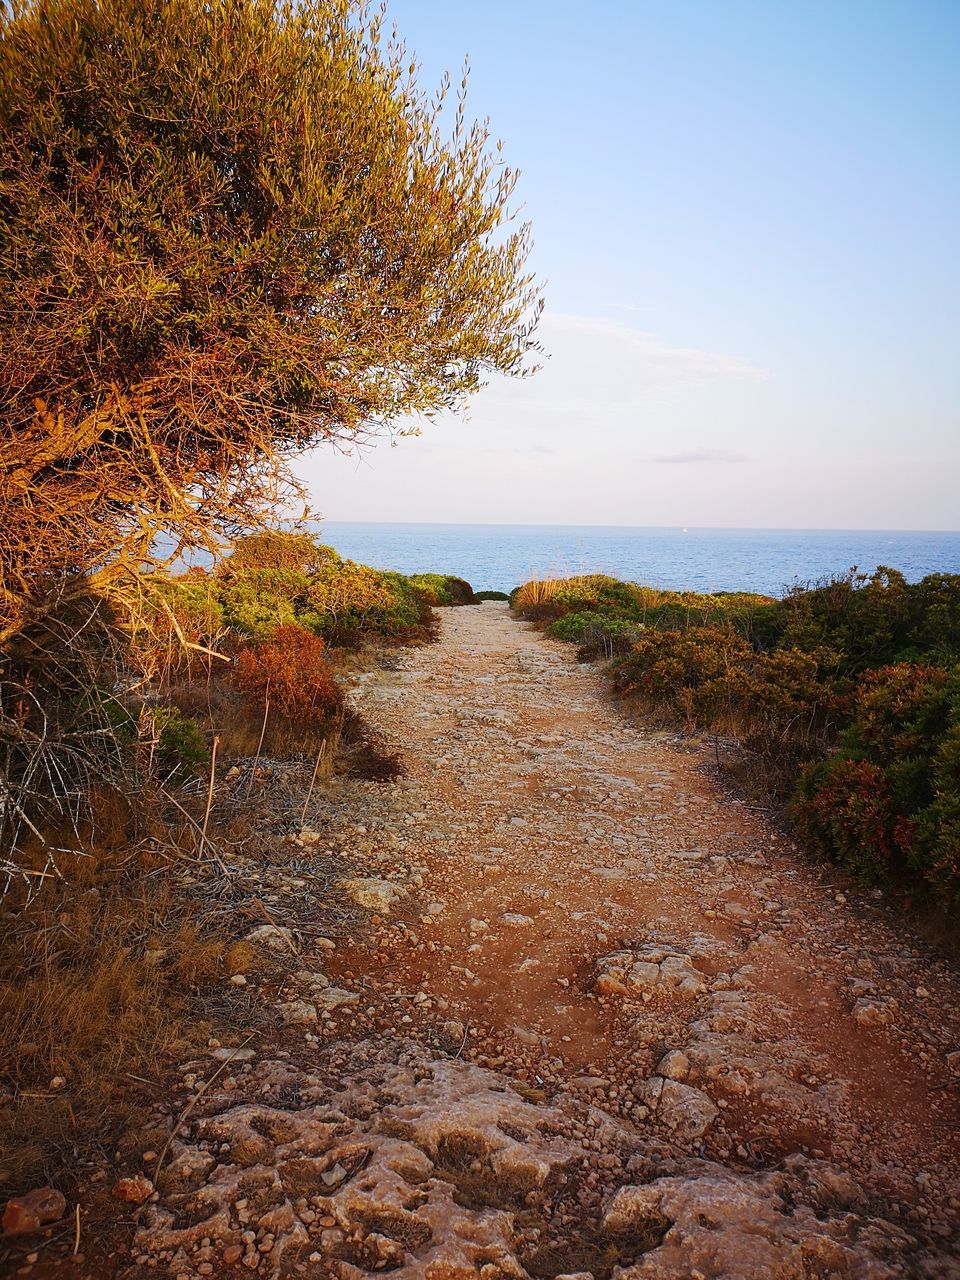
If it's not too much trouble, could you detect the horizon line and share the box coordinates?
[316,519,960,536]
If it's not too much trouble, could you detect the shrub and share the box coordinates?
[150,706,211,780]
[408,574,476,606]
[848,663,954,760]
[793,758,904,886]
[920,723,960,908]
[226,532,338,575]
[513,574,775,640]
[218,568,311,640]
[214,534,434,644]
[721,646,842,733]
[232,625,342,729]
[475,590,510,602]
[792,663,960,910]
[134,570,227,681]
[307,565,431,642]
[771,567,960,670]
[614,626,755,726]
[549,611,642,659]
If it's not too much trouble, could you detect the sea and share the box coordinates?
[317,523,960,598]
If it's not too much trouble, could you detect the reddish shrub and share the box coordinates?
[233,624,341,728]
[851,663,953,758]
[792,757,908,884]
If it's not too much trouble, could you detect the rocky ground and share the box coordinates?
[5,603,960,1278]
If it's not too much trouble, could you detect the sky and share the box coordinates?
[298,0,960,531]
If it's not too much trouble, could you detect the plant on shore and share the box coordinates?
[792,664,960,910]
[233,625,343,730]
[407,574,477,607]
[0,0,538,892]
[518,568,960,918]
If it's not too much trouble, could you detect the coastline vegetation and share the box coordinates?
[0,532,477,1185]
[513,568,960,922]
[0,0,541,1194]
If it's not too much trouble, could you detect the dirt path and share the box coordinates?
[331,604,960,1204]
[61,604,960,1279]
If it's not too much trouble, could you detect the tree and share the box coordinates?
[0,0,541,644]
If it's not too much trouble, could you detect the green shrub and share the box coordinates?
[151,706,210,779]
[792,758,904,886]
[513,574,775,641]
[218,567,309,639]
[169,531,436,646]
[549,610,642,659]
[408,574,476,606]
[613,625,755,725]
[475,590,510,602]
[226,532,338,574]
[772,568,960,669]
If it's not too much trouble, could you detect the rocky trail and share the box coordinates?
[20,604,960,1279]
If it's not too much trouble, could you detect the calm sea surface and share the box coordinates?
[318,523,960,597]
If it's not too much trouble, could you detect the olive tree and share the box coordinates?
[0,0,541,643]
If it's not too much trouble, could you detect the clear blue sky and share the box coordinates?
[300,0,960,529]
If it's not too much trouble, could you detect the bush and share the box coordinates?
[408,574,476,606]
[513,574,775,640]
[793,758,904,886]
[226,532,337,575]
[773,568,960,670]
[550,610,642,659]
[614,626,755,725]
[792,663,960,910]
[215,533,433,644]
[218,567,311,640]
[475,590,510,602]
[150,706,211,780]
[232,625,342,729]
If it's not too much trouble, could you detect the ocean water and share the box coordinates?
[318,523,960,597]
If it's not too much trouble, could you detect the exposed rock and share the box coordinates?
[2,1187,67,1235]
[135,1050,583,1276]
[641,1077,718,1140]
[246,924,295,953]
[499,912,534,926]
[656,1050,690,1082]
[314,986,360,1012]
[132,1046,953,1278]
[605,1161,918,1279]
[853,997,895,1028]
[279,999,318,1025]
[111,1174,154,1205]
[339,877,407,913]
[594,944,706,998]
[209,1046,257,1063]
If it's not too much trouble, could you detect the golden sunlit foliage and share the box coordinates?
[0,0,541,644]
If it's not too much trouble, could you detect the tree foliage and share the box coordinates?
[0,0,541,642]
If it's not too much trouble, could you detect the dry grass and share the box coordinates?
[512,577,569,610]
[0,800,235,1190]
[0,631,400,1193]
